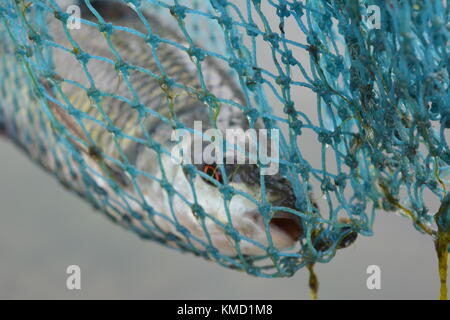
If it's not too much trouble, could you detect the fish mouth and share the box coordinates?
[248,210,303,243]
[270,211,303,242]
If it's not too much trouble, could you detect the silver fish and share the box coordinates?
[1,0,304,256]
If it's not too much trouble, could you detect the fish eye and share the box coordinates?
[202,164,223,184]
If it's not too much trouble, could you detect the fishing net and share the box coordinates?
[0,0,449,294]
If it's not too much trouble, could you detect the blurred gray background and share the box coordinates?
[0,0,442,300]
[0,139,440,299]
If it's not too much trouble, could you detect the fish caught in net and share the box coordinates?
[0,0,448,299]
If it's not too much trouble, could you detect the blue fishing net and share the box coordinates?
[0,0,449,288]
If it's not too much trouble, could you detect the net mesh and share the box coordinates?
[0,0,449,280]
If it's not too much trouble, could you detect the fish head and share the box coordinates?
[182,160,304,255]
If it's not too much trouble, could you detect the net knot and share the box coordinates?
[259,204,271,219]
[187,46,206,62]
[276,4,290,18]
[275,75,291,88]
[263,32,280,49]
[191,203,206,220]
[114,60,129,74]
[142,203,155,216]
[210,0,229,10]
[317,130,333,145]
[15,45,33,58]
[224,224,240,243]
[244,108,260,124]
[291,119,304,135]
[27,31,42,45]
[217,14,233,30]
[228,58,247,76]
[321,177,337,193]
[145,33,160,47]
[334,173,348,188]
[266,247,280,260]
[160,180,174,196]
[74,50,90,64]
[282,50,297,66]
[219,185,234,201]
[53,10,69,23]
[290,2,304,17]
[98,22,113,34]
[67,106,82,120]
[169,5,187,20]
[87,87,101,101]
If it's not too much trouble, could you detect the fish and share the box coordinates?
[0,0,334,257]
